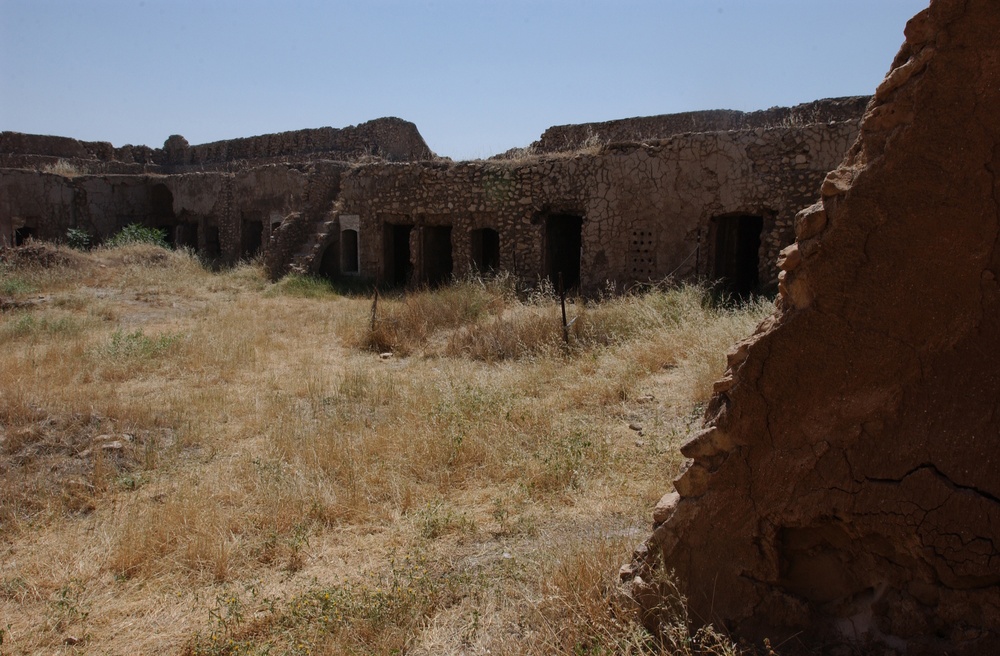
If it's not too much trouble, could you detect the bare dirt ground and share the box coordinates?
[0,243,768,655]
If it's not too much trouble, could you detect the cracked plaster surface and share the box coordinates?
[626,1,1000,654]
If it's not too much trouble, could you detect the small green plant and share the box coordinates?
[48,580,89,633]
[268,274,338,298]
[104,223,169,249]
[66,227,92,250]
[415,501,475,539]
[0,314,82,341]
[0,275,34,295]
[99,328,182,360]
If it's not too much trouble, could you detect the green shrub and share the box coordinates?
[66,227,92,251]
[105,224,169,249]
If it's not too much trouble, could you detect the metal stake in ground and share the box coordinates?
[559,272,569,345]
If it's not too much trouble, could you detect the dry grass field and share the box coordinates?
[0,242,771,655]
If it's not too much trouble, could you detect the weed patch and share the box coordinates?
[104,223,170,249]
[97,328,183,360]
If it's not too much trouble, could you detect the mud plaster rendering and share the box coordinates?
[622,0,1000,653]
[1,99,867,294]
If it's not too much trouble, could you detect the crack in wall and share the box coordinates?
[864,462,1000,506]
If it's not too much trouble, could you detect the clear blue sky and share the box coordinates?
[1,0,928,161]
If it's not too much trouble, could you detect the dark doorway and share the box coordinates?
[318,242,338,280]
[422,226,453,287]
[471,228,500,274]
[204,225,222,260]
[341,229,359,274]
[14,226,35,246]
[384,223,413,287]
[242,220,263,259]
[712,214,763,297]
[157,225,176,247]
[177,223,199,250]
[545,214,583,290]
[151,184,174,219]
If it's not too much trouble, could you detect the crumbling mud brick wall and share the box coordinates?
[323,118,857,291]
[622,1,1000,653]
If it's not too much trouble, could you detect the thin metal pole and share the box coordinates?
[559,272,569,345]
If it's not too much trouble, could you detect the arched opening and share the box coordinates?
[712,214,763,298]
[544,213,583,290]
[318,242,338,280]
[341,229,359,274]
[471,228,500,274]
[176,221,199,250]
[421,226,453,287]
[151,184,174,218]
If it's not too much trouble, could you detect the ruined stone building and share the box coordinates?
[1,98,868,294]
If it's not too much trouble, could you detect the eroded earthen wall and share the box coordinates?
[625,1,1000,653]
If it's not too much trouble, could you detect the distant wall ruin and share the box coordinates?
[532,97,871,155]
[0,117,431,175]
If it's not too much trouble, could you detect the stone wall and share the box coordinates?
[175,117,433,169]
[623,1,1000,653]
[3,106,864,289]
[532,96,871,154]
[0,116,432,175]
[329,119,858,291]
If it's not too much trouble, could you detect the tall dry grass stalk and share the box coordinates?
[0,242,773,654]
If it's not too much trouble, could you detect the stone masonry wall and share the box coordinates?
[532,96,870,154]
[0,117,432,176]
[334,120,859,290]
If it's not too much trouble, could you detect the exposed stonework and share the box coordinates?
[319,119,858,291]
[2,101,863,289]
[623,1,1000,653]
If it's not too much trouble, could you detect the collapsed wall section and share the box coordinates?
[623,1,1000,653]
